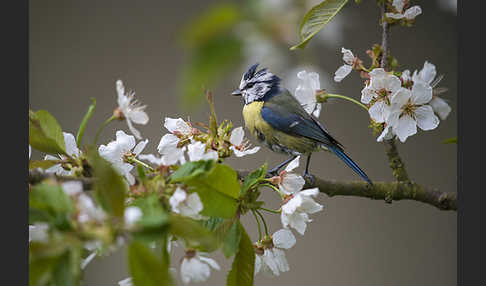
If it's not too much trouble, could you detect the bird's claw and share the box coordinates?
[303,172,316,186]
[267,168,280,177]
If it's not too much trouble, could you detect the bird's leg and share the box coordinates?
[267,155,298,176]
[303,154,316,185]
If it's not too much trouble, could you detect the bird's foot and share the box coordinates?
[267,167,280,177]
[303,172,316,186]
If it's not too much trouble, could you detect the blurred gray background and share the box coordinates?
[30,0,457,285]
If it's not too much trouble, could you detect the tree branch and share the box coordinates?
[236,170,456,211]
[379,2,411,182]
[29,165,456,211]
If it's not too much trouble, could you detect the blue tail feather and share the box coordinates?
[330,146,373,186]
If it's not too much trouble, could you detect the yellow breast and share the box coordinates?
[242,101,319,155]
[242,101,269,137]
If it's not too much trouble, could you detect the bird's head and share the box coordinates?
[232,63,280,104]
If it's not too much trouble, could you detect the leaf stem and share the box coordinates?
[321,93,369,111]
[130,157,156,172]
[255,210,269,236]
[261,183,285,199]
[251,210,262,241]
[93,115,116,144]
[259,207,281,214]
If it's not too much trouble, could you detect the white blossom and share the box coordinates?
[118,277,133,286]
[98,130,148,185]
[412,61,451,120]
[294,70,322,117]
[334,47,355,82]
[124,206,143,227]
[61,181,83,196]
[255,229,296,276]
[169,187,204,220]
[274,156,305,195]
[384,86,439,143]
[361,68,402,123]
[180,251,220,284]
[29,145,31,159]
[77,193,107,223]
[44,132,81,176]
[81,252,97,270]
[229,127,260,157]
[280,188,323,235]
[29,223,49,243]
[157,117,194,165]
[115,80,149,140]
[385,0,422,20]
[187,141,218,162]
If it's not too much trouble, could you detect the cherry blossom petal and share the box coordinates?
[392,0,405,12]
[138,154,164,165]
[415,105,440,131]
[411,81,433,104]
[377,125,395,142]
[164,117,192,135]
[384,75,402,93]
[63,132,80,157]
[284,156,300,172]
[272,248,290,273]
[368,101,388,123]
[61,181,83,196]
[429,96,451,120]
[334,65,352,82]
[157,134,180,154]
[404,6,422,20]
[395,115,417,143]
[279,173,305,195]
[262,249,280,276]
[418,61,437,85]
[341,47,354,65]
[133,139,148,156]
[390,88,412,109]
[385,13,404,19]
[124,206,142,226]
[115,130,136,152]
[229,127,245,146]
[361,87,375,104]
[129,109,149,125]
[198,256,220,270]
[272,229,296,249]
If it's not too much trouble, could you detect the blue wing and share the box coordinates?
[261,88,342,148]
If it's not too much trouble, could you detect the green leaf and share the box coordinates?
[130,195,170,242]
[170,160,215,183]
[182,3,241,47]
[29,110,67,155]
[226,222,255,286]
[76,98,96,147]
[128,241,172,286]
[222,220,241,258]
[205,164,240,199]
[29,255,61,286]
[86,147,126,218]
[169,215,219,252]
[29,183,74,228]
[240,164,267,196]
[171,161,239,218]
[52,249,82,286]
[29,160,60,170]
[443,137,457,144]
[290,0,349,50]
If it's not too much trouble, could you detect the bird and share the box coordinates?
[231,63,373,186]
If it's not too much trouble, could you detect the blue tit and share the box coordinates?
[231,63,372,185]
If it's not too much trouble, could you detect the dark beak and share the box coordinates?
[231,89,242,96]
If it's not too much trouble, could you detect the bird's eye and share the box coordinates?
[245,82,255,89]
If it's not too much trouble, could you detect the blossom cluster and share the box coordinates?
[362,62,450,142]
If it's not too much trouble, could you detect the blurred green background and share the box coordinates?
[29,0,457,285]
